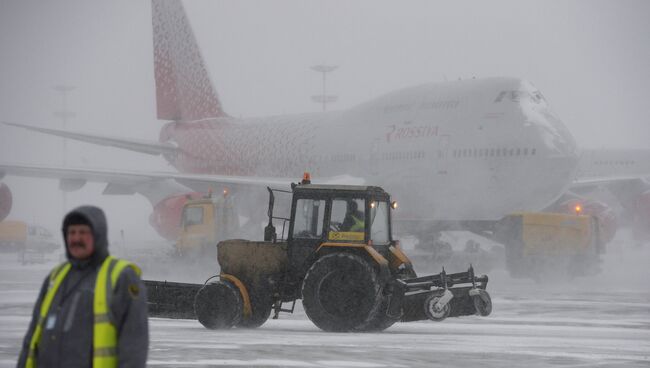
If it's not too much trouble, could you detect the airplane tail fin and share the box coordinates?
[152,0,227,121]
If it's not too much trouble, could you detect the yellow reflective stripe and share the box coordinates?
[49,262,67,281]
[94,321,117,348]
[94,256,118,368]
[94,345,118,368]
[93,256,141,368]
[26,262,71,368]
[94,313,111,323]
[40,263,71,317]
[94,347,117,356]
[94,256,114,315]
[93,355,118,368]
[110,259,141,288]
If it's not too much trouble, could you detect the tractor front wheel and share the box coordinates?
[194,280,243,329]
[238,287,273,328]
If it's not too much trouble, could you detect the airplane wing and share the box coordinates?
[0,162,365,204]
[569,148,650,196]
[0,162,290,203]
[571,175,648,189]
[2,121,178,157]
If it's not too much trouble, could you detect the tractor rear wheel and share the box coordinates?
[194,280,242,329]
[302,253,383,332]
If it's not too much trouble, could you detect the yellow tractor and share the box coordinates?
[146,176,492,331]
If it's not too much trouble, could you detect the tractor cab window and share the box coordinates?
[183,206,204,227]
[370,201,390,244]
[329,198,365,242]
[292,199,325,239]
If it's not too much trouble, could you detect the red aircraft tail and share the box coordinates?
[152,0,227,121]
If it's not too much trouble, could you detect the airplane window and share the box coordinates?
[532,148,536,155]
[473,148,477,157]
[523,148,528,155]
[516,148,520,156]
[490,148,495,157]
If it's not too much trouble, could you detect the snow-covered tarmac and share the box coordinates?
[1,234,649,367]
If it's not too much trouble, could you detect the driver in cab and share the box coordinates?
[341,200,364,232]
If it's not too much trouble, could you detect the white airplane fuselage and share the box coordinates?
[160,77,579,222]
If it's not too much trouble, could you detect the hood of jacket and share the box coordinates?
[61,205,109,268]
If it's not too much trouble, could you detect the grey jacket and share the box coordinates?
[17,206,149,368]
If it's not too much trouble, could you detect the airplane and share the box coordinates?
[1,0,649,247]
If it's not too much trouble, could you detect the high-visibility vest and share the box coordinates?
[26,256,141,368]
[350,214,365,232]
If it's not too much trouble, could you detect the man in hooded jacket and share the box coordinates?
[17,206,148,367]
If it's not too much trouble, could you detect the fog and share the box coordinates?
[1,0,650,243]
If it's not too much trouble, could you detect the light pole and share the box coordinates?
[53,85,76,166]
[310,65,338,112]
[53,84,76,211]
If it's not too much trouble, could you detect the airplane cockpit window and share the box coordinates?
[531,91,545,103]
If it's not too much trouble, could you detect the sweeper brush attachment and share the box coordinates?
[400,265,490,322]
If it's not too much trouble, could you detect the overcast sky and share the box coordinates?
[1,0,649,243]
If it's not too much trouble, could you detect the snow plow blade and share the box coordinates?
[144,280,202,319]
[399,266,490,322]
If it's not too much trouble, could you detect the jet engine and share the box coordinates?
[0,183,12,222]
[149,192,203,240]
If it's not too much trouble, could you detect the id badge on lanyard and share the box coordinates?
[45,313,57,330]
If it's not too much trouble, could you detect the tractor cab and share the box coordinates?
[284,183,397,276]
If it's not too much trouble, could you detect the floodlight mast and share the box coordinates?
[53,84,76,211]
[310,65,338,112]
[52,84,76,166]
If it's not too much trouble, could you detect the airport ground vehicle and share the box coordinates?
[145,176,491,332]
[175,190,238,256]
[0,220,57,253]
[495,212,604,279]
